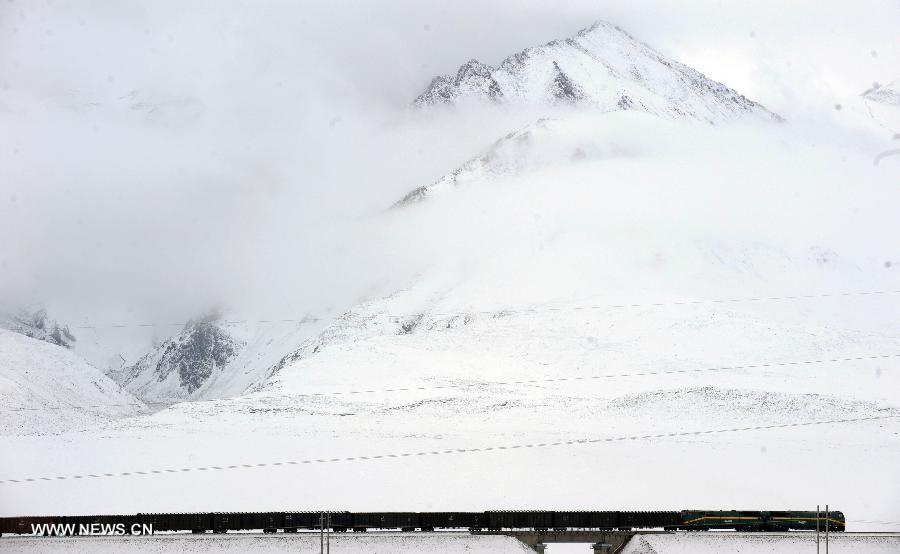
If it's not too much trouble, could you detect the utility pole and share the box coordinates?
[326,512,331,554]
[825,504,829,554]
[816,505,820,554]
[320,512,324,554]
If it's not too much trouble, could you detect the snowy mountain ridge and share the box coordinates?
[393,113,651,206]
[0,308,76,349]
[0,329,144,435]
[863,78,900,134]
[864,79,900,107]
[112,316,245,401]
[415,20,779,123]
[109,313,331,403]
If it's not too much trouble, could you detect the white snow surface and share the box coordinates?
[414,21,777,124]
[0,329,144,435]
[0,533,530,553]
[4,533,900,553]
[620,532,900,554]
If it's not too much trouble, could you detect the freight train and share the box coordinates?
[0,510,845,536]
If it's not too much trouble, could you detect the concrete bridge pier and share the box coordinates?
[471,530,641,553]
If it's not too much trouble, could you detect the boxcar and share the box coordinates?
[487,511,554,531]
[213,512,236,533]
[554,511,592,529]
[616,511,681,530]
[327,511,352,531]
[554,511,621,529]
[0,516,54,536]
[419,512,485,530]
[282,511,304,532]
[238,512,283,533]
[66,514,140,535]
[351,512,419,531]
[142,512,211,533]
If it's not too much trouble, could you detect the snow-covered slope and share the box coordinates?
[394,113,653,206]
[0,328,144,435]
[111,315,329,403]
[415,21,778,123]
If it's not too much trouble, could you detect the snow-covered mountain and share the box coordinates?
[414,21,779,123]
[0,308,76,349]
[112,316,244,402]
[394,113,651,206]
[0,328,144,435]
[110,314,328,403]
[863,79,900,133]
[864,80,900,108]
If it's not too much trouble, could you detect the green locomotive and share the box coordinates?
[675,510,845,532]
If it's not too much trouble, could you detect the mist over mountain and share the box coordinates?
[0,308,76,349]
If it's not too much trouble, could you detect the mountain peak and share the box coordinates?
[414,20,778,123]
[863,80,900,107]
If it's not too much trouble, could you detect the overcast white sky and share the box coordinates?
[0,0,898,327]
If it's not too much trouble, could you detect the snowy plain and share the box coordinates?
[5,532,900,554]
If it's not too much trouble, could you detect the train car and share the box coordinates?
[621,511,682,530]
[327,511,353,532]
[419,512,485,531]
[556,511,680,530]
[486,511,554,531]
[283,511,311,532]
[213,512,243,533]
[677,510,767,531]
[552,511,618,529]
[66,514,140,535]
[0,516,55,536]
[236,512,283,533]
[767,510,845,532]
[140,512,212,533]
[351,512,419,531]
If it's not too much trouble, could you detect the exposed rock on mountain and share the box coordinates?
[864,80,900,107]
[863,79,900,134]
[414,21,779,123]
[113,315,244,401]
[0,308,76,349]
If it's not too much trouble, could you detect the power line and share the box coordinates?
[1,414,896,486]
[68,288,900,330]
[4,353,898,413]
